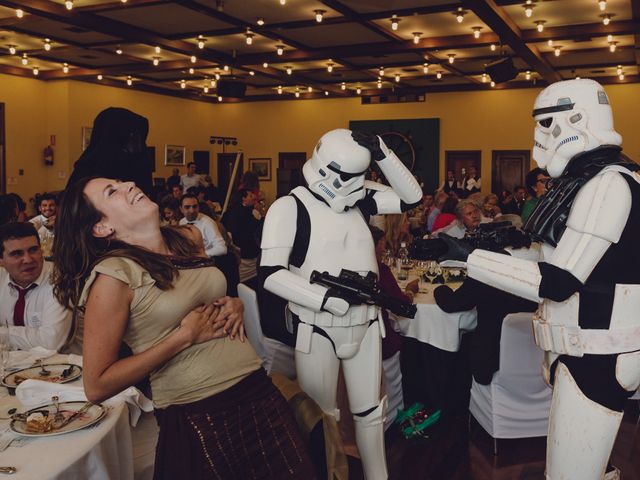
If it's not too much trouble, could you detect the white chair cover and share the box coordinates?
[237,283,297,379]
[131,411,159,480]
[382,351,404,430]
[469,312,552,439]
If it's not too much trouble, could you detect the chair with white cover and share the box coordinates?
[237,283,297,379]
[132,411,159,480]
[469,312,552,454]
[382,351,404,430]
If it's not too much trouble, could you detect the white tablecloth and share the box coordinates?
[393,281,477,352]
[0,355,134,480]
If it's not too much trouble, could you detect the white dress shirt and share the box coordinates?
[180,173,202,192]
[29,214,49,231]
[179,213,227,257]
[0,262,72,350]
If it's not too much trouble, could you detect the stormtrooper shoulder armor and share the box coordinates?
[261,194,298,251]
[565,169,631,243]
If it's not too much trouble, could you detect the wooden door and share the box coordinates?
[445,150,481,189]
[277,152,306,198]
[491,150,530,195]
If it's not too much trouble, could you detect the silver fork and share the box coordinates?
[51,396,64,426]
[36,359,51,377]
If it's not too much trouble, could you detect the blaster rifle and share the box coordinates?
[310,269,417,319]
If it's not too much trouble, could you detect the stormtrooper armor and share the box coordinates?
[465,79,640,480]
[260,129,422,480]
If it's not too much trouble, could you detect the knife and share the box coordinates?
[55,402,92,429]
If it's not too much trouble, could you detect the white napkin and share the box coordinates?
[8,347,57,370]
[15,379,153,427]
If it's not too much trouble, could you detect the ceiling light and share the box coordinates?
[482,73,487,83]
[286,66,292,74]
[536,21,545,32]
[523,4,534,18]
[601,14,611,25]
[455,8,465,23]
[21,54,28,65]
[617,65,623,75]
[277,85,283,94]
[599,0,606,11]
[262,62,269,69]
[472,27,481,39]
[180,79,186,89]
[116,48,123,55]
[249,70,255,76]
[423,63,429,74]
[412,32,422,44]
[295,88,300,98]
[32,66,39,76]
[215,73,220,80]
[152,57,160,66]
[245,32,254,45]
[356,86,361,95]
[377,79,382,88]
[8,45,16,55]
[217,96,222,102]
[325,91,329,96]
[436,71,442,79]
[448,53,456,64]
[15,9,24,18]
[554,46,561,56]
[609,41,617,52]
[97,74,103,80]
[395,73,400,82]
[257,18,265,26]
[190,55,197,63]
[197,36,206,49]
[341,82,346,90]
[276,45,284,55]
[121,0,127,3]
[491,81,496,87]
[155,46,161,54]
[490,43,496,51]
[210,79,216,87]
[327,62,334,72]
[619,72,625,80]
[43,39,51,51]
[204,86,209,93]
[607,34,613,42]
[525,70,531,80]
[390,15,400,31]
[280,0,286,5]
[62,63,69,73]
[379,67,385,76]
[314,10,325,23]
[547,39,554,46]
[65,1,73,10]
[126,76,133,86]
[189,67,195,74]
[307,86,312,92]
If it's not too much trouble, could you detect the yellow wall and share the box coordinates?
[1,73,639,211]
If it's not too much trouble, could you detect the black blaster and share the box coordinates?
[310,269,417,319]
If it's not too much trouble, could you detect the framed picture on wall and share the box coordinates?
[81,126,92,151]
[249,158,271,181]
[164,145,186,166]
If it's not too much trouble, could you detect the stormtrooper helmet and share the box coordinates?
[532,79,622,177]
[303,129,371,212]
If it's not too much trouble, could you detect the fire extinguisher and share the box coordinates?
[44,145,54,166]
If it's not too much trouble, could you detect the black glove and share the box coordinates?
[437,233,475,262]
[351,131,385,161]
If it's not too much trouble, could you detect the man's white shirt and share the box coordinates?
[180,173,202,192]
[0,262,72,350]
[179,213,227,257]
[29,214,50,231]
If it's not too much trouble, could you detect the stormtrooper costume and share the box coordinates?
[455,79,640,480]
[260,129,422,480]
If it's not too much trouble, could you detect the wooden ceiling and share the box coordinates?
[0,0,637,103]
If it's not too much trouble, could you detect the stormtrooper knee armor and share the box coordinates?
[260,128,422,479]
[464,79,640,480]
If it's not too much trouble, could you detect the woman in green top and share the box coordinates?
[521,168,550,223]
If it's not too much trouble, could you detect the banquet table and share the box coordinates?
[0,354,134,480]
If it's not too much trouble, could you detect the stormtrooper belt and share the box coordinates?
[533,316,640,357]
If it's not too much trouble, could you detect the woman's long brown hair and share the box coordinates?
[52,176,199,310]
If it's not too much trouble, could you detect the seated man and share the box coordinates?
[432,199,481,239]
[29,193,57,231]
[178,193,227,258]
[0,222,71,350]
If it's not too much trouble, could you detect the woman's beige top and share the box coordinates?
[80,257,261,408]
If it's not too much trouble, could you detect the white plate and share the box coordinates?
[10,401,106,437]
[2,363,82,388]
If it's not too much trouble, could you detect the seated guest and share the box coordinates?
[430,196,459,233]
[504,185,527,215]
[482,193,502,220]
[179,194,226,257]
[521,168,550,223]
[427,191,449,233]
[159,198,181,226]
[170,184,183,201]
[384,213,412,255]
[0,222,71,350]
[8,194,27,222]
[29,193,57,231]
[52,177,315,479]
[432,199,481,239]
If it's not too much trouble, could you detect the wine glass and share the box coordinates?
[434,263,443,284]
[441,267,450,284]
[425,260,438,284]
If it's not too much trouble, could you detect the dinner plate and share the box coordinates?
[1,363,82,388]
[10,401,106,437]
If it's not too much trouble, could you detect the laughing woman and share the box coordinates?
[52,177,315,480]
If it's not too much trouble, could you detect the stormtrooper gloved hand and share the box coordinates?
[438,233,475,263]
[351,131,385,161]
[321,288,350,316]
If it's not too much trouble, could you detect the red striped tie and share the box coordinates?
[12,284,36,327]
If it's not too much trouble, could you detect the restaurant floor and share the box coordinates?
[346,402,640,480]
